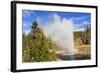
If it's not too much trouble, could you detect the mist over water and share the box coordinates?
[43,14,75,55]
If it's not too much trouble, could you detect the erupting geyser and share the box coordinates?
[43,14,75,55]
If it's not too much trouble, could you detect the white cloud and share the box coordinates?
[83,21,90,25]
[71,16,89,21]
[43,14,75,55]
[24,29,31,36]
[74,28,85,32]
[23,10,36,19]
[23,10,31,19]
[23,22,30,27]
[73,20,90,32]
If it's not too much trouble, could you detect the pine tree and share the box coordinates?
[22,21,57,62]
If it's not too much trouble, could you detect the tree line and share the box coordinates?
[74,27,91,44]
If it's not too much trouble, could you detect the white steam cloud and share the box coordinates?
[43,14,75,55]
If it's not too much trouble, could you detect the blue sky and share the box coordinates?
[22,10,91,34]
